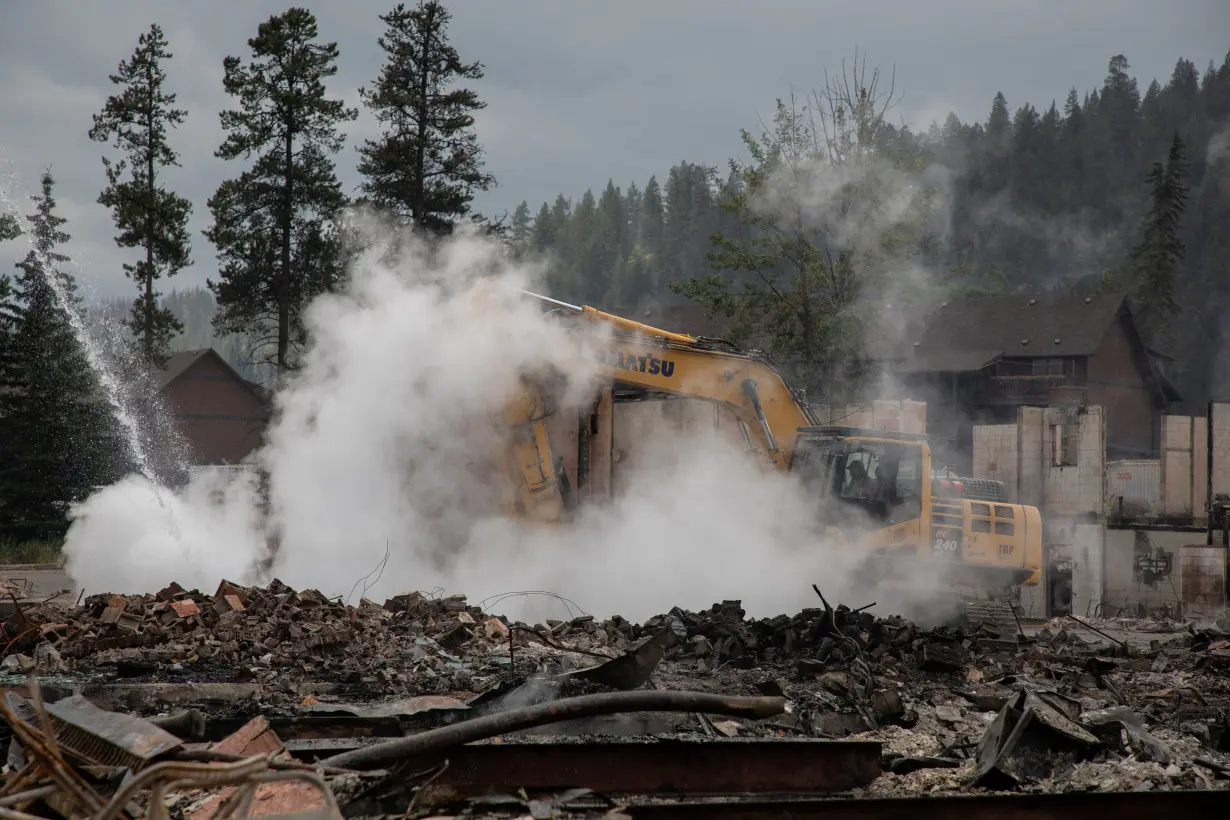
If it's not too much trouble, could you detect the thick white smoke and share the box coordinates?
[63,217,864,622]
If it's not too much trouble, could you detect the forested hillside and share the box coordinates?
[510,53,1230,411]
[88,288,271,384]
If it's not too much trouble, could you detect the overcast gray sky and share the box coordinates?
[1,0,1226,301]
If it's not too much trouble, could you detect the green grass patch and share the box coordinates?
[0,538,64,566]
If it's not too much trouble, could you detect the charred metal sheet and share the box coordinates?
[566,627,673,689]
[618,789,1230,819]
[973,689,1100,788]
[43,694,182,771]
[352,738,879,796]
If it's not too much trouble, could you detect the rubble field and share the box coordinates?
[2,577,1230,817]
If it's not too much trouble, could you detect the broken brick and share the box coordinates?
[212,594,245,616]
[483,617,510,639]
[212,715,284,758]
[156,582,186,602]
[170,600,200,618]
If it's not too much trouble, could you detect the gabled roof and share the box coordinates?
[867,291,1130,373]
[155,350,212,390]
[867,290,1181,405]
[154,348,271,407]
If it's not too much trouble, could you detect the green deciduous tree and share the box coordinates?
[1130,131,1190,340]
[357,1,494,235]
[89,23,193,369]
[205,7,357,374]
[671,55,937,395]
[0,172,124,541]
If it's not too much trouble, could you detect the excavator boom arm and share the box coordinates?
[526,292,817,468]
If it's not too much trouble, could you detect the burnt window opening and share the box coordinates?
[1051,423,1080,467]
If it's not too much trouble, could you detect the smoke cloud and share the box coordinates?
[63,213,885,623]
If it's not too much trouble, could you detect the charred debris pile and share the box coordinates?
[0,580,1229,815]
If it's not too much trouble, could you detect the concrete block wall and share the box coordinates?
[1099,409,1215,524]
[1040,405,1106,518]
[973,407,1106,617]
[972,424,1019,501]
[1103,528,1184,615]
[969,404,1230,618]
[1180,545,1227,617]
[1193,415,1209,523]
[1071,523,1106,619]
[1017,406,1045,509]
[1162,416,1194,518]
[971,407,1106,513]
[1211,402,1230,500]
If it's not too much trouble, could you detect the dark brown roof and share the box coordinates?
[867,291,1130,374]
[155,348,271,406]
[155,349,212,390]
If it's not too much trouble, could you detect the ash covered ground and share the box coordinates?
[4,576,1230,804]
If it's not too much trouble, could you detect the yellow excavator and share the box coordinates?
[500,292,1042,624]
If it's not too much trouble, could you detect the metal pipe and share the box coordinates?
[319,690,786,771]
[0,786,56,808]
[519,290,582,313]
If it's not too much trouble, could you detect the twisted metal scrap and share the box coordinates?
[0,684,108,816]
[0,679,341,819]
[95,754,340,820]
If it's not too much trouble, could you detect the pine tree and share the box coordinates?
[568,190,598,302]
[0,214,18,243]
[88,23,193,369]
[204,8,357,374]
[530,202,555,252]
[0,173,122,541]
[639,177,664,290]
[592,180,624,303]
[357,1,494,234]
[510,201,531,255]
[983,92,1012,190]
[1130,131,1190,340]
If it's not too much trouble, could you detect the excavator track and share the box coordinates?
[959,599,1023,639]
[854,559,1024,635]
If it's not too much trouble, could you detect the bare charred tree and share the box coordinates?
[670,51,939,397]
[813,48,902,166]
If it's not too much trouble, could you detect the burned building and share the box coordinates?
[866,292,1181,471]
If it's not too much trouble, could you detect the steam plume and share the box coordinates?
[64,213,886,622]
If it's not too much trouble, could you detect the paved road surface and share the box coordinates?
[0,565,77,605]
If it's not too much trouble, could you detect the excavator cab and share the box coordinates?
[790,427,929,530]
[792,425,1041,603]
